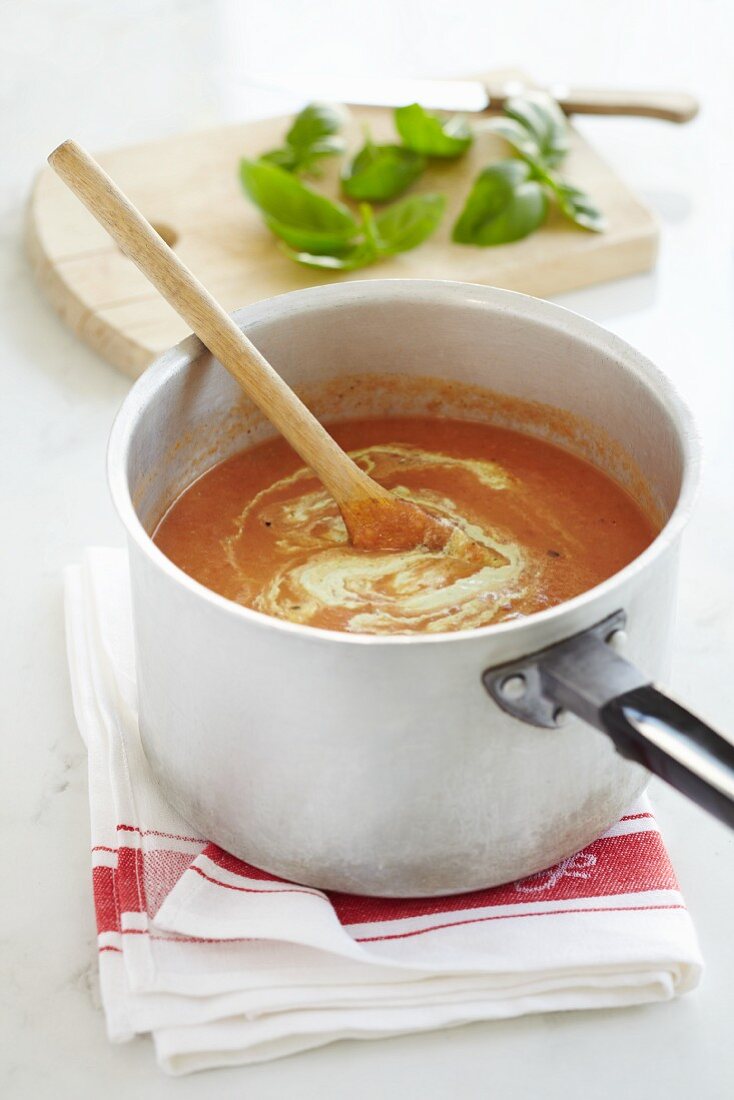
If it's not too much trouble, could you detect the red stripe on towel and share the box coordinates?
[330,830,679,926]
[354,903,687,942]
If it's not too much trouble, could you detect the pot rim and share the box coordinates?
[107,279,701,648]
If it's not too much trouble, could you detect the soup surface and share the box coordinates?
[153,417,657,635]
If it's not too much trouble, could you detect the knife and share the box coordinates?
[243,75,699,124]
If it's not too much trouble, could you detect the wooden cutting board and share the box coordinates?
[26,70,658,379]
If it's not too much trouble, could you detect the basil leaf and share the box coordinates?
[261,103,344,176]
[503,92,569,167]
[546,177,606,232]
[240,159,359,252]
[285,102,342,150]
[263,217,356,256]
[452,160,548,246]
[342,138,425,201]
[394,103,473,158]
[374,192,446,253]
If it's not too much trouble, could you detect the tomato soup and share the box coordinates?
[153,416,657,635]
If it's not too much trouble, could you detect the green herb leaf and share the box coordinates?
[260,102,344,176]
[261,216,354,255]
[342,135,425,201]
[240,159,359,253]
[452,160,548,246]
[502,92,570,167]
[374,192,446,253]
[286,102,342,149]
[544,177,607,232]
[394,103,473,158]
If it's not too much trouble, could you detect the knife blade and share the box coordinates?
[240,75,698,123]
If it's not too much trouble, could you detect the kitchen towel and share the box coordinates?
[65,548,702,1075]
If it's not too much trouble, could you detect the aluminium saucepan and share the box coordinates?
[108,281,734,897]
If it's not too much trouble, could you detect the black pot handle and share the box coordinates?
[482,610,734,829]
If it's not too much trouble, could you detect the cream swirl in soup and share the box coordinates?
[153,416,657,635]
[223,445,523,633]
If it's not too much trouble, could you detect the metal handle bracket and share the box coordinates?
[482,610,644,730]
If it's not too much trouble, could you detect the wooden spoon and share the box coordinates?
[48,140,506,566]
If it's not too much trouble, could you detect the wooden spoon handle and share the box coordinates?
[48,140,380,507]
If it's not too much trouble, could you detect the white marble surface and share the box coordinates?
[1,1,733,1095]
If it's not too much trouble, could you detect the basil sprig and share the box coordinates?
[454,92,605,244]
[261,103,344,177]
[285,195,446,270]
[482,91,605,235]
[342,131,425,202]
[395,103,473,158]
[241,158,445,270]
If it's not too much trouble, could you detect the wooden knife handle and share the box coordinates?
[486,84,699,123]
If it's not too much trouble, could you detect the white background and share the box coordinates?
[1,1,733,1096]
